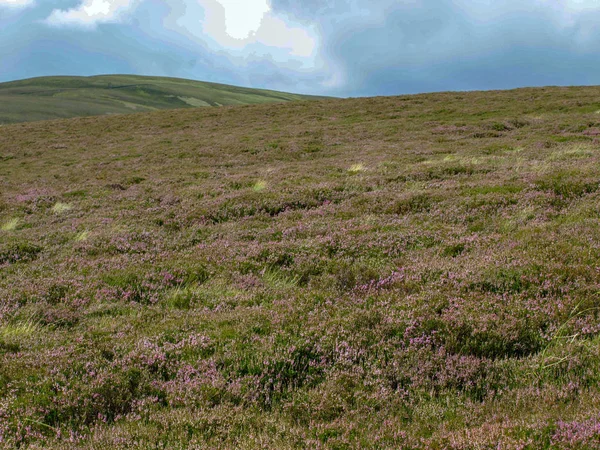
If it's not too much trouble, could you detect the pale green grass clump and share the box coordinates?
[0,320,38,339]
[51,202,72,214]
[348,163,365,174]
[75,230,90,242]
[1,218,19,231]
[252,180,268,192]
[164,286,198,310]
[263,268,301,290]
[550,144,594,161]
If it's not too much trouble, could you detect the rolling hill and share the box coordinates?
[0,74,329,124]
[2,86,600,448]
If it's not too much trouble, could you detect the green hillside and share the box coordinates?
[0,74,328,124]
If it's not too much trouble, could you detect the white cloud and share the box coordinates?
[0,0,34,8]
[254,15,316,57]
[208,0,271,40]
[43,0,317,58]
[197,0,317,58]
[552,0,600,11]
[42,0,321,80]
[46,0,138,27]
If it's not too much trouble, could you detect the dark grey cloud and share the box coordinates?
[3,0,600,96]
[273,0,600,96]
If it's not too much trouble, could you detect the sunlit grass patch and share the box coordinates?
[75,230,90,242]
[51,202,72,214]
[1,218,19,231]
[501,206,536,232]
[503,146,524,154]
[463,184,523,196]
[89,314,138,333]
[253,180,268,192]
[86,302,137,319]
[348,163,365,174]
[535,301,600,377]
[549,144,594,161]
[467,157,487,165]
[518,206,536,221]
[262,268,301,289]
[169,279,245,310]
[526,114,548,122]
[421,154,463,166]
[164,286,200,310]
[0,320,39,340]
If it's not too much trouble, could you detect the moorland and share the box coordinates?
[2,86,600,448]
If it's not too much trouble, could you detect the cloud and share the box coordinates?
[204,0,271,40]
[0,0,34,8]
[43,0,317,60]
[7,0,600,96]
[195,0,317,58]
[254,15,316,57]
[268,0,600,96]
[46,0,138,27]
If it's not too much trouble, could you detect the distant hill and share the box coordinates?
[0,74,330,124]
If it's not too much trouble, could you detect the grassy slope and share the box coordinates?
[0,74,328,124]
[2,87,600,448]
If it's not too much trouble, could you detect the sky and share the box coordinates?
[1,0,600,97]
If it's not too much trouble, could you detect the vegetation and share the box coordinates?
[2,85,600,448]
[0,75,328,124]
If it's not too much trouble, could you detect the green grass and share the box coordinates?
[0,74,330,124]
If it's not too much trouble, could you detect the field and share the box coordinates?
[2,86,600,448]
[0,75,327,124]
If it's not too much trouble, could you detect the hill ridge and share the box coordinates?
[0,74,329,124]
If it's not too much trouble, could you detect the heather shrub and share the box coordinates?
[551,417,600,449]
[442,243,466,258]
[471,267,537,295]
[428,165,478,179]
[246,343,326,409]
[444,321,544,359]
[327,259,382,291]
[101,270,189,304]
[44,283,72,305]
[37,304,81,329]
[0,338,20,354]
[535,171,599,200]
[0,242,42,265]
[389,193,434,214]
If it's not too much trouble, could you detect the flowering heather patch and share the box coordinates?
[2,86,600,448]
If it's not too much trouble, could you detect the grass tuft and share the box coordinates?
[0,320,39,339]
[1,218,19,231]
[347,163,365,174]
[75,230,90,242]
[51,202,72,214]
[253,180,268,192]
